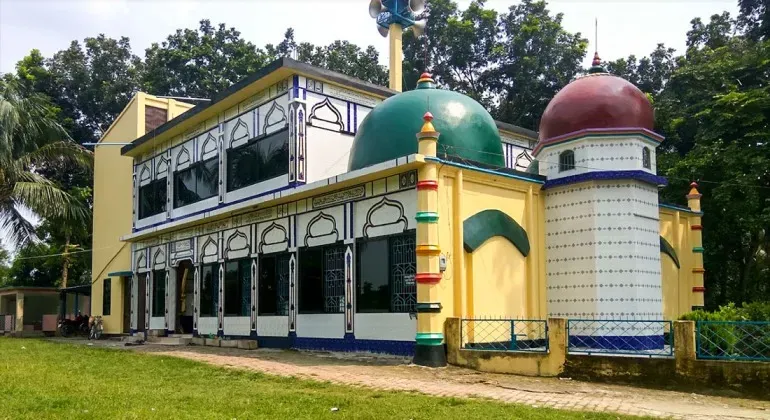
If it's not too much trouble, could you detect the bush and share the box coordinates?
[680,302,770,360]
[679,302,770,321]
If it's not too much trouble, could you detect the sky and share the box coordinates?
[0,0,739,75]
[0,0,739,252]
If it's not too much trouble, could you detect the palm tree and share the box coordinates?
[0,77,92,248]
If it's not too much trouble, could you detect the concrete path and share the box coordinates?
[61,339,770,419]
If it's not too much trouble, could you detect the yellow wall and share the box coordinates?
[659,207,701,320]
[90,93,193,334]
[436,167,545,326]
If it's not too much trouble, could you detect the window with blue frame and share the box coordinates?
[224,259,251,317]
[199,263,218,317]
[174,158,218,208]
[138,179,166,219]
[102,279,112,316]
[226,128,290,192]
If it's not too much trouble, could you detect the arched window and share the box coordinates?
[558,150,575,172]
[642,147,651,169]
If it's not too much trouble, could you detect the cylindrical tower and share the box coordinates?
[414,73,445,366]
[687,182,705,310]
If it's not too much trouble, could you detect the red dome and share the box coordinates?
[538,73,654,141]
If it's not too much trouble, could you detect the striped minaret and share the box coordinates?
[413,84,446,367]
[687,182,705,310]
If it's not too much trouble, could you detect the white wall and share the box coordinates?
[355,313,416,341]
[296,314,344,339]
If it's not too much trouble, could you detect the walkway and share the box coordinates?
[71,339,770,419]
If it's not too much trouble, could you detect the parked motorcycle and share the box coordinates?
[58,313,89,337]
[88,316,103,340]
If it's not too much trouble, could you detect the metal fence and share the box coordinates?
[566,319,674,357]
[460,318,548,353]
[696,321,770,362]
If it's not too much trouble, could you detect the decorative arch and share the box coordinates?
[660,236,680,269]
[304,212,339,246]
[363,196,408,238]
[200,237,218,261]
[259,222,289,253]
[201,133,218,160]
[263,101,287,134]
[175,146,191,168]
[462,209,529,256]
[138,165,151,183]
[229,118,250,147]
[309,97,344,131]
[225,229,250,258]
[156,156,170,176]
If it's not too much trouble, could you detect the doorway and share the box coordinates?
[136,273,147,334]
[176,261,194,334]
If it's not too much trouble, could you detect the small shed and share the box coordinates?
[0,286,61,335]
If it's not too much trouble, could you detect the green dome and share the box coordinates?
[348,76,504,171]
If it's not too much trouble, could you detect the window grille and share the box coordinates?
[324,246,346,313]
[559,150,575,172]
[390,234,417,313]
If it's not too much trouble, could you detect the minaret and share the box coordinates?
[687,182,705,310]
[536,46,667,350]
[414,76,445,366]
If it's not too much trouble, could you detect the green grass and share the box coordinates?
[0,338,639,419]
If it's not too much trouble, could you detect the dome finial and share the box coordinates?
[416,72,436,90]
[588,18,606,74]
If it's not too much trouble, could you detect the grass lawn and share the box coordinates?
[0,338,642,419]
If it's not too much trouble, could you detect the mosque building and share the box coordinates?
[89,3,705,367]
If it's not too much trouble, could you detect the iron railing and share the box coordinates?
[566,319,674,357]
[461,319,548,353]
[696,321,770,362]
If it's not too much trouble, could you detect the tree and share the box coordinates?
[266,28,388,85]
[656,32,770,306]
[604,44,677,100]
[0,78,92,248]
[402,0,499,101]
[43,35,142,144]
[143,19,270,99]
[686,12,735,51]
[488,0,587,130]
[738,0,770,41]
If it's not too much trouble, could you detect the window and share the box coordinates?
[298,244,345,314]
[102,279,112,316]
[224,259,251,317]
[559,150,575,172]
[356,232,417,313]
[138,179,167,219]
[227,129,289,192]
[174,158,219,208]
[642,147,651,169]
[151,270,166,318]
[199,264,218,317]
[258,253,291,316]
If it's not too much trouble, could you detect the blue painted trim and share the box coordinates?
[424,156,545,184]
[293,336,415,356]
[569,335,666,351]
[258,336,292,349]
[659,203,704,216]
[292,75,299,99]
[542,170,668,190]
[134,183,294,233]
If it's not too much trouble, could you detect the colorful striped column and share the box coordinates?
[687,182,705,310]
[413,84,447,367]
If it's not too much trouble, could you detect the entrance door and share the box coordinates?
[122,277,131,334]
[137,274,147,333]
[176,261,194,334]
